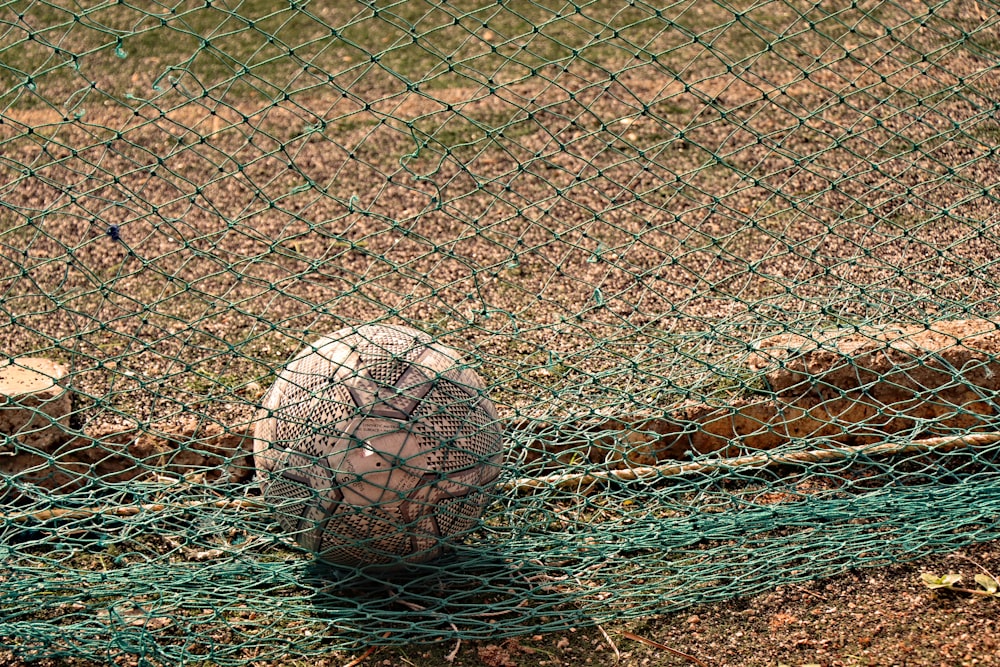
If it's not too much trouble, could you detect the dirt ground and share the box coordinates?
[6,541,999,667]
[316,541,1000,667]
[3,1,1000,666]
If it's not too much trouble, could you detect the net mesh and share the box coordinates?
[2,0,1000,662]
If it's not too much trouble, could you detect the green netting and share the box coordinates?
[2,0,1000,662]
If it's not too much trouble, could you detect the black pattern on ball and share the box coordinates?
[253,324,504,569]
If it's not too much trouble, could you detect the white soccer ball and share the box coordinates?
[253,324,504,570]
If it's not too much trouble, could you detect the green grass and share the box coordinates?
[0,0,805,112]
[1,0,972,114]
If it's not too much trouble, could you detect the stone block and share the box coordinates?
[748,319,1000,398]
[1,357,253,493]
[519,319,1000,471]
[0,357,72,452]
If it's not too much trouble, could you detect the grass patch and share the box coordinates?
[0,0,823,111]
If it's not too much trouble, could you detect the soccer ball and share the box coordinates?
[253,324,504,570]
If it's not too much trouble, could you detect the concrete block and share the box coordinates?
[0,357,72,452]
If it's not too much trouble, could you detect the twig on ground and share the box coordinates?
[444,635,461,663]
[504,431,1000,494]
[950,553,1000,581]
[0,498,265,523]
[341,631,391,667]
[597,623,621,664]
[944,586,998,597]
[790,584,828,601]
[394,597,461,662]
[621,630,709,667]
